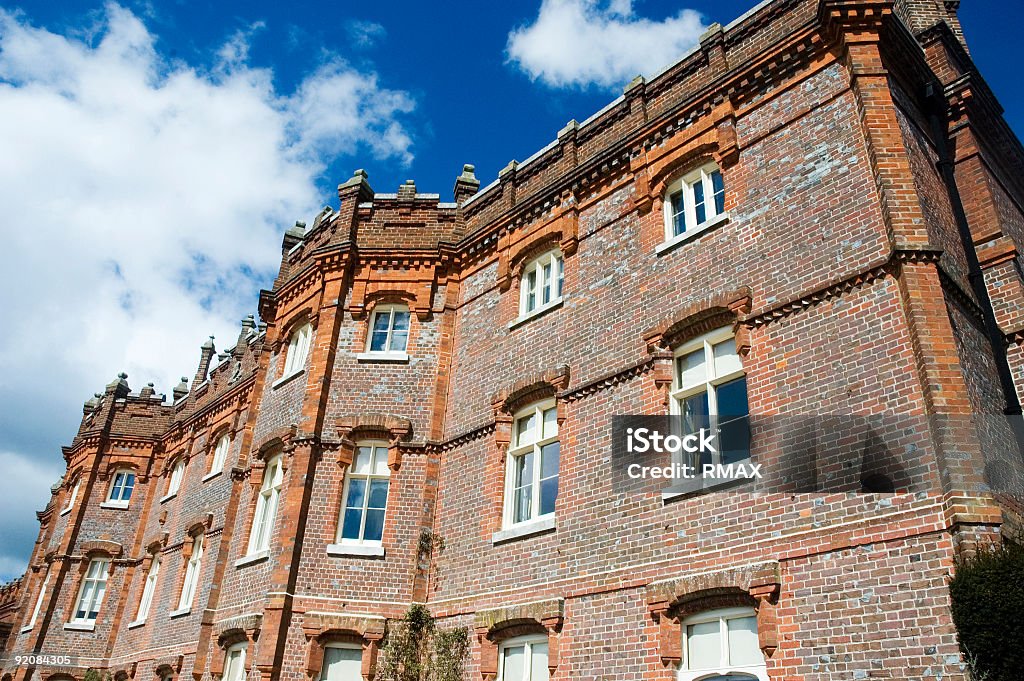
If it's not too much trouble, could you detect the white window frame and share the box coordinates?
[336,441,391,546]
[319,642,363,681]
[518,250,564,319]
[209,434,231,475]
[282,322,313,377]
[670,328,748,469]
[678,607,767,681]
[23,565,50,631]
[223,642,248,681]
[165,458,186,499]
[176,533,203,612]
[662,162,727,243]
[497,635,550,681]
[247,455,283,555]
[60,479,80,515]
[364,304,411,356]
[104,468,135,508]
[71,557,110,624]
[503,400,559,529]
[134,553,161,623]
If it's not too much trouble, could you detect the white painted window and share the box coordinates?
[319,644,362,681]
[679,607,767,681]
[223,643,247,681]
[367,305,411,354]
[177,534,203,611]
[498,636,549,681]
[248,455,283,554]
[135,554,161,622]
[25,565,50,630]
[106,468,135,505]
[519,250,564,317]
[664,162,726,240]
[338,443,390,545]
[671,328,749,468]
[210,434,231,474]
[72,558,109,623]
[282,322,313,376]
[504,401,559,526]
[61,479,80,515]
[167,458,186,497]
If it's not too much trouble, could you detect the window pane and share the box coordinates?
[539,477,558,517]
[530,642,549,681]
[363,509,385,542]
[670,191,685,236]
[715,377,749,419]
[370,311,391,352]
[713,338,741,377]
[502,645,525,681]
[693,179,706,225]
[122,473,135,500]
[514,483,533,523]
[680,392,710,434]
[556,257,564,298]
[517,412,537,447]
[542,407,557,438]
[353,448,372,474]
[515,451,534,488]
[728,616,762,666]
[346,478,367,509]
[322,647,361,681]
[711,169,725,214]
[540,441,559,479]
[678,349,706,389]
[542,263,552,304]
[686,620,721,669]
[390,312,410,352]
[371,447,391,476]
[368,479,389,509]
[341,508,364,540]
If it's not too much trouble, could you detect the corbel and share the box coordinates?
[749,582,780,658]
[648,601,682,667]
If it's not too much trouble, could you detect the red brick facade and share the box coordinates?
[3,1,1024,680]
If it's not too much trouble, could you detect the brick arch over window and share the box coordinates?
[473,598,564,681]
[335,413,412,471]
[210,616,262,680]
[496,208,579,293]
[645,561,781,666]
[300,613,386,681]
[110,662,137,681]
[100,459,144,483]
[348,268,435,323]
[273,308,317,353]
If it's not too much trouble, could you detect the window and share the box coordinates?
[338,443,390,545]
[223,643,247,681]
[248,456,283,554]
[166,458,186,498]
[366,305,411,354]
[671,329,749,468]
[135,554,161,622]
[319,644,362,681]
[61,479,80,515]
[25,566,50,630]
[106,469,135,506]
[177,534,203,611]
[72,558,109,623]
[679,607,766,681]
[282,322,313,376]
[664,163,726,240]
[498,636,549,681]
[505,401,559,526]
[519,250,564,317]
[210,434,230,474]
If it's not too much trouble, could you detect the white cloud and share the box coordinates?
[0,4,414,579]
[507,0,707,90]
[0,451,62,581]
[345,19,386,49]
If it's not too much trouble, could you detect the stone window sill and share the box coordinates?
[169,607,191,619]
[508,299,564,330]
[202,470,222,483]
[491,515,556,544]
[272,368,305,390]
[159,492,177,504]
[355,352,409,364]
[655,212,730,256]
[234,550,270,568]
[59,506,73,517]
[64,621,96,632]
[327,543,385,558]
[20,625,33,633]
[100,500,129,510]
[127,619,146,629]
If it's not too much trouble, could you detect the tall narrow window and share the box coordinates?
[319,644,362,681]
[338,443,390,545]
[61,479,80,515]
[505,401,559,526]
[177,534,203,611]
[166,458,186,498]
[223,643,247,681]
[24,565,50,630]
[499,636,549,681]
[282,323,313,376]
[671,329,749,468]
[519,250,564,317]
[135,554,161,622]
[664,163,726,240]
[367,305,411,354]
[210,434,231,474]
[106,468,135,507]
[680,607,766,681]
[248,456,283,554]
[72,558,109,624]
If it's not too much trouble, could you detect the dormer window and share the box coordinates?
[282,322,312,376]
[519,250,564,318]
[663,162,726,244]
[367,305,410,355]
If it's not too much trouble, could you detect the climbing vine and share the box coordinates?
[376,604,468,681]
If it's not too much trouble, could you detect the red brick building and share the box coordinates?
[3,0,1024,679]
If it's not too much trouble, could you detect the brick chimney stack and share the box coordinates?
[454,164,480,204]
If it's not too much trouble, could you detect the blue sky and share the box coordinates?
[0,0,1020,581]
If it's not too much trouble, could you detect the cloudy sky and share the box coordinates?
[0,0,1020,581]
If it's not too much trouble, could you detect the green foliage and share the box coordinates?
[83,670,110,681]
[949,543,1024,681]
[377,605,468,681]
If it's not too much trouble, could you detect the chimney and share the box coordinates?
[105,372,130,399]
[398,179,417,201]
[195,336,216,386]
[173,377,189,402]
[453,164,480,204]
